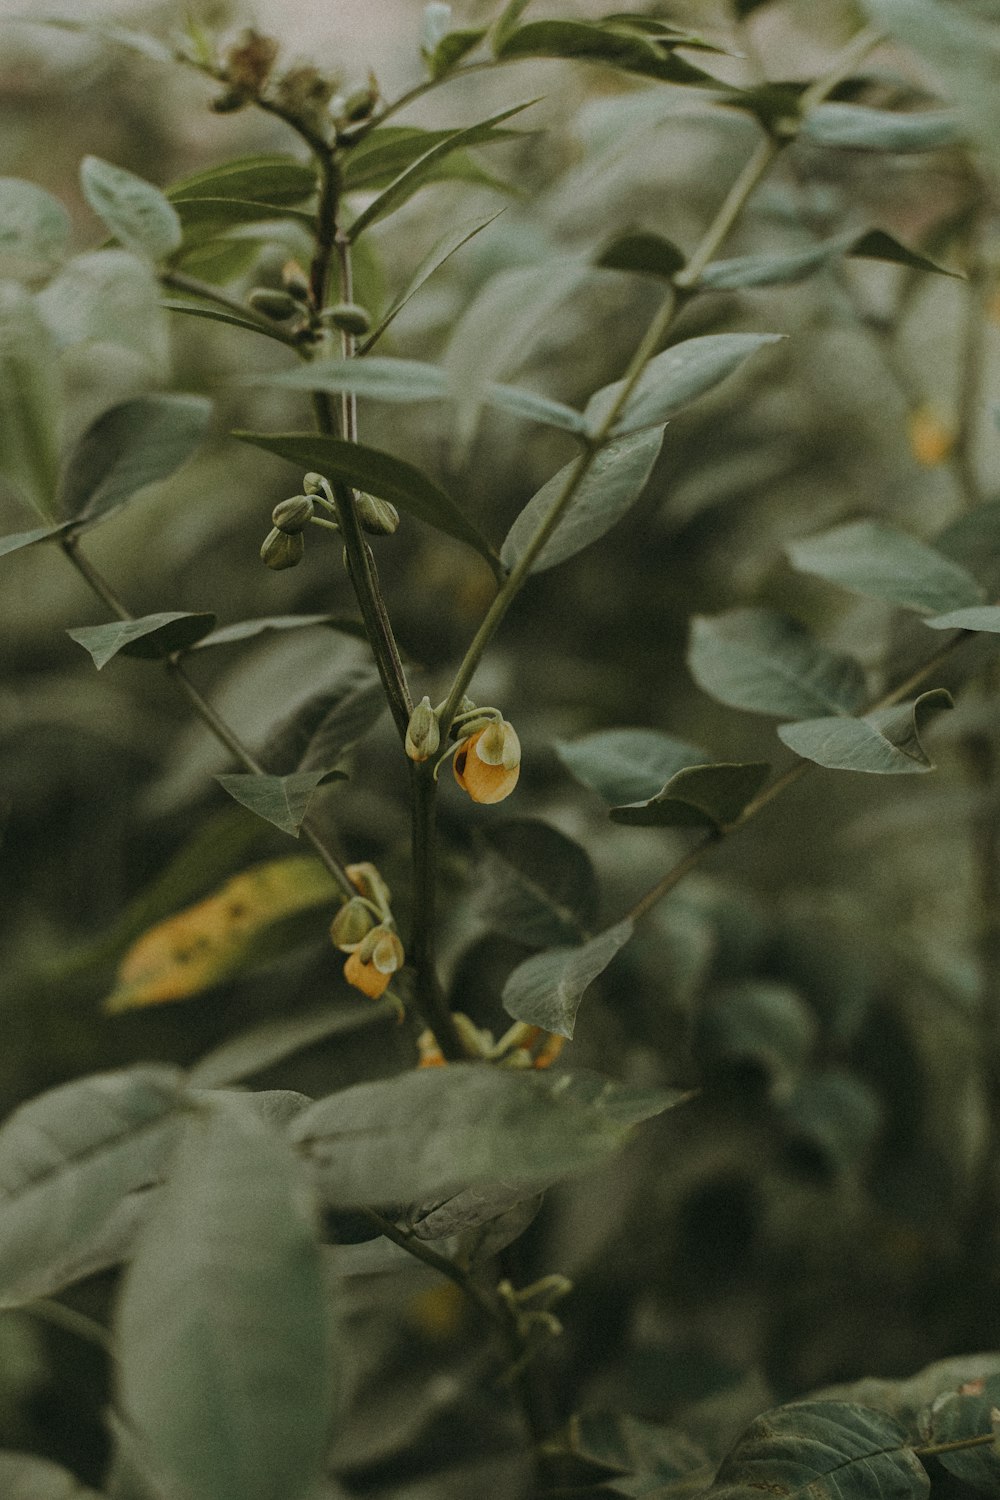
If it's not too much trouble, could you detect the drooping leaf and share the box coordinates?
[706,1400,930,1500]
[348,102,535,239]
[923,605,1000,632]
[0,1452,102,1498]
[595,230,687,280]
[688,609,868,719]
[501,427,664,574]
[103,857,341,1013]
[777,689,954,774]
[115,1096,332,1500]
[585,333,783,436]
[188,1003,396,1089]
[610,762,771,830]
[214,771,336,837]
[502,919,634,1037]
[80,156,182,262]
[425,24,487,77]
[556,727,706,805]
[473,819,599,946]
[0,282,61,518]
[57,394,211,526]
[801,102,962,151]
[232,430,496,564]
[165,155,318,209]
[0,178,71,282]
[290,1064,681,1206]
[68,612,217,669]
[0,1066,185,1308]
[361,209,504,350]
[0,523,70,558]
[787,520,983,614]
[494,19,717,85]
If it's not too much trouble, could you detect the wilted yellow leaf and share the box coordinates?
[104,857,339,1013]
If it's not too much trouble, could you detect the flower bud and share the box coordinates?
[302,471,326,495]
[343,922,403,998]
[343,947,391,998]
[371,927,405,975]
[224,28,279,94]
[346,861,391,911]
[271,494,315,533]
[405,696,441,762]
[330,896,376,952]
[248,288,299,321]
[326,301,372,335]
[282,260,312,302]
[260,527,304,570]
[356,493,399,536]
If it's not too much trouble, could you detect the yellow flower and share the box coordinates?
[343,925,404,999]
[453,720,520,804]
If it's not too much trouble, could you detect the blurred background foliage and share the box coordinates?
[3,0,1000,1494]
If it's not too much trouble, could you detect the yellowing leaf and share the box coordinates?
[909,404,955,467]
[104,857,340,1013]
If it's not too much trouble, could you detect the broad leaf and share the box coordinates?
[68,612,217,668]
[362,209,504,349]
[610,761,771,830]
[188,1003,396,1088]
[115,1097,332,1500]
[585,333,783,436]
[706,1400,929,1500]
[502,919,634,1037]
[0,282,61,517]
[777,689,953,774]
[688,609,867,719]
[37,249,167,367]
[214,771,335,836]
[0,1066,184,1308]
[0,1452,102,1498]
[233,430,496,563]
[801,103,961,151]
[104,857,340,1013]
[473,819,599,945]
[924,1379,1000,1491]
[290,1064,681,1205]
[0,523,70,558]
[596,231,687,279]
[165,155,317,208]
[58,394,211,525]
[80,156,181,262]
[694,981,817,1098]
[787,520,983,614]
[0,178,71,282]
[923,605,1000,632]
[494,19,717,84]
[501,427,664,574]
[556,727,706,805]
[348,102,535,239]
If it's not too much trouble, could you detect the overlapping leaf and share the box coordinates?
[556,728,706,805]
[610,762,771,830]
[68,612,217,668]
[778,689,953,774]
[214,770,339,836]
[80,156,181,262]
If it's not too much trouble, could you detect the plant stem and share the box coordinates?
[915,1433,999,1458]
[409,763,466,1059]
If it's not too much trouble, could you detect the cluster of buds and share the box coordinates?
[260,471,399,570]
[406,698,521,804]
[330,862,404,1000]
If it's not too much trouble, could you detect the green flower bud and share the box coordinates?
[271,494,315,533]
[356,493,400,536]
[325,301,372,335]
[405,696,441,762]
[247,288,299,321]
[260,527,305,570]
[302,472,326,495]
[342,83,379,122]
[282,259,312,302]
[330,896,376,952]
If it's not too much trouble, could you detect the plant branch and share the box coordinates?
[915,1432,999,1458]
[409,763,466,1060]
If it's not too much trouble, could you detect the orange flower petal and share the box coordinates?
[344,948,392,998]
[454,729,520,803]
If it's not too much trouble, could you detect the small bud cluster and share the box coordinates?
[259,471,399,570]
[330,862,404,1000]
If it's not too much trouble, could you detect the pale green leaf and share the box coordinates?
[80,156,181,262]
[787,520,983,614]
[214,771,335,836]
[777,689,954,774]
[37,250,167,367]
[24,15,174,62]
[556,728,706,805]
[494,19,717,84]
[698,229,959,289]
[58,394,211,525]
[610,761,771,829]
[165,155,317,209]
[688,609,867,718]
[502,919,634,1038]
[0,178,71,282]
[193,614,351,649]
[585,333,783,437]
[923,605,1000,631]
[0,282,61,518]
[68,612,217,669]
[0,523,69,558]
[802,103,962,151]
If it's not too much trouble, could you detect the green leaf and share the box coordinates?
[492,0,534,54]
[802,103,962,151]
[193,614,351,649]
[501,427,664,574]
[233,430,496,563]
[362,209,504,349]
[290,1064,680,1206]
[115,1097,332,1500]
[341,124,520,193]
[0,1452,102,1498]
[0,178,71,282]
[473,819,599,945]
[924,605,1000,631]
[23,15,175,62]
[171,196,315,248]
[68,612,217,669]
[556,727,706,805]
[494,19,717,84]
[0,523,70,558]
[214,771,334,836]
[187,1003,396,1088]
[787,520,983,614]
[293,677,387,774]
[848,228,961,277]
[781,1069,884,1176]
[695,981,817,1098]
[923,1379,1000,1491]
[0,282,61,518]
[161,298,295,347]
[595,230,687,279]
[58,394,211,526]
[165,154,318,209]
[0,1066,185,1308]
[502,919,634,1038]
[348,102,535,240]
[80,156,181,262]
[426,26,487,77]
[706,1400,930,1500]
[698,233,861,291]
[688,609,868,719]
[610,761,771,830]
[777,688,954,774]
[37,249,167,365]
[585,333,784,436]
[174,236,263,286]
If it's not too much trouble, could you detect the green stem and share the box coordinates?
[409,763,466,1060]
[915,1433,998,1458]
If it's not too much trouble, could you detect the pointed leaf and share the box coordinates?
[778,689,954,774]
[170,197,315,247]
[492,0,534,54]
[473,819,599,945]
[502,919,634,1038]
[0,1067,185,1308]
[58,394,211,525]
[165,155,318,209]
[0,282,61,518]
[362,209,504,349]
[688,609,868,718]
[494,20,717,84]
[585,333,783,436]
[348,102,536,239]
[425,26,487,77]
[924,1379,1000,1491]
[698,233,859,290]
[0,178,71,282]
[68,612,216,669]
[802,103,962,151]
[115,1097,332,1500]
[214,771,334,836]
[556,728,706,805]
[162,298,295,346]
[787,520,983,614]
[924,605,1000,631]
[232,430,495,562]
[611,761,771,829]
[486,381,588,434]
[341,125,520,192]
[80,156,181,262]
[849,228,961,277]
[595,231,687,279]
[193,614,354,649]
[502,427,664,574]
[0,523,70,558]
[0,1452,102,1497]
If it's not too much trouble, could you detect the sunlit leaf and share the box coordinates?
[610,761,771,830]
[80,156,181,262]
[0,282,61,518]
[777,689,954,774]
[68,612,217,669]
[585,333,784,436]
[502,919,634,1037]
[57,394,211,526]
[688,609,868,718]
[787,520,983,613]
[214,771,337,836]
[556,728,706,805]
